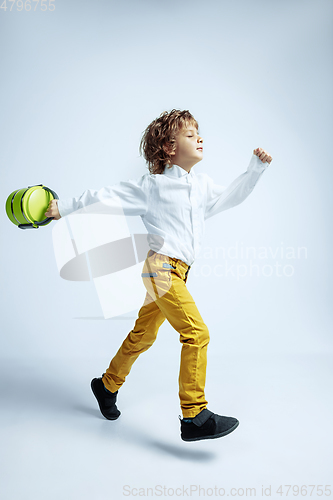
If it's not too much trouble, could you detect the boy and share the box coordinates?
[45,109,272,442]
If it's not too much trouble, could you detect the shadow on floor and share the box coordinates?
[76,403,216,462]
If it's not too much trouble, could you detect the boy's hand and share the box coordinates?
[253,147,272,164]
[45,199,61,220]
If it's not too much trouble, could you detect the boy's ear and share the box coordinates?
[163,143,175,156]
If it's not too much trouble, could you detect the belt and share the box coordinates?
[148,249,191,276]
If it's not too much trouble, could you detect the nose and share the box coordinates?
[197,136,203,144]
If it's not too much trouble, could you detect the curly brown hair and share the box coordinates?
[139,109,199,175]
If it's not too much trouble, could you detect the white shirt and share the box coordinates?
[57,154,269,266]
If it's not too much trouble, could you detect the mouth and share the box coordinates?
[197,147,203,151]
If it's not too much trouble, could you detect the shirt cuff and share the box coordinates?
[249,153,270,173]
[56,199,71,218]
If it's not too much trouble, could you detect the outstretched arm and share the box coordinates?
[45,174,150,219]
[204,147,272,220]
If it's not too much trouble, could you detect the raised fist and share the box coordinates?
[253,147,272,164]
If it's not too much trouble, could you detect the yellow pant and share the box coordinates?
[102,250,209,418]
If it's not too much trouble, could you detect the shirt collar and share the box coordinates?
[163,163,194,178]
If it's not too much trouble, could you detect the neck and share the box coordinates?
[172,163,192,173]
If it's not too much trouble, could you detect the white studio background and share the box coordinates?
[0,1,332,499]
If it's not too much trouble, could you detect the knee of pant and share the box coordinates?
[180,324,210,347]
[201,325,210,346]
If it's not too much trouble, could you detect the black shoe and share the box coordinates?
[180,408,239,441]
[91,376,121,420]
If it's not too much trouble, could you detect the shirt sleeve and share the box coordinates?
[57,173,149,218]
[204,154,269,220]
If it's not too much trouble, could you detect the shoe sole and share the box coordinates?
[91,379,121,421]
[181,420,239,441]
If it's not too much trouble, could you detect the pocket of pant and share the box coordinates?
[141,272,158,278]
[141,265,172,298]
[141,269,170,281]
[142,258,173,286]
